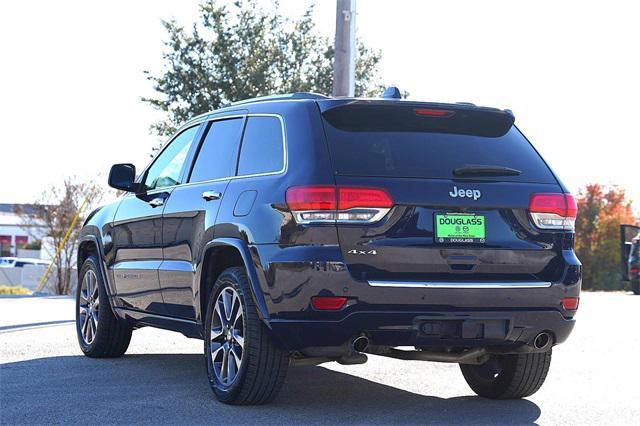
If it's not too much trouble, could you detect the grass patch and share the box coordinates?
[0,285,31,295]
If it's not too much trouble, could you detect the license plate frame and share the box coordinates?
[434,212,486,244]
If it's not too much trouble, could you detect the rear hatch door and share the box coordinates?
[319,100,567,284]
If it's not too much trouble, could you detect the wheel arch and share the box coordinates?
[77,233,118,318]
[197,238,270,327]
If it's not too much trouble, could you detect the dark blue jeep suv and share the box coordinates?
[76,92,581,404]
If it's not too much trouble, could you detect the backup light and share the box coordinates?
[529,193,577,231]
[286,186,393,224]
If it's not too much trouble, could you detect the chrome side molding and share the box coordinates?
[367,281,552,289]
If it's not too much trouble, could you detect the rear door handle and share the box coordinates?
[148,197,165,208]
[202,190,222,201]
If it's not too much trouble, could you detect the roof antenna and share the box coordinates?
[381,86,402,99]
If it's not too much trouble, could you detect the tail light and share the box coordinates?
[286,185,393,224]
[630,267,639,274]
[529,193,577,231]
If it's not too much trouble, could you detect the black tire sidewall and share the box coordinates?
[204,269,251,401]
[460,355,518,398]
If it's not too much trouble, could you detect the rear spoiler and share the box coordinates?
[318,100,515,138]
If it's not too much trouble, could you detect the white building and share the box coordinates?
[0,204,47,258]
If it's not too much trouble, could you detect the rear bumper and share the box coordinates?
[252,245,581,355]
[269,309,575,355]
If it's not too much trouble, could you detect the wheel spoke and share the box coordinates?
[211,341,224,359]
[222,290,233,321]
[85,276,91,302]
[210,327,224,342]
[221,343,229,382]
[81,313,90,338]
[91,273,98,299]
[230,346,242,368]
[231,330,244,349]
[214,300,226,327]
[89,315,96,341]
[227,347,237,382]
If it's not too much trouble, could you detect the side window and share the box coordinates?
[144,126,199,190]
[237,116,284,176]
[189,118,244,183]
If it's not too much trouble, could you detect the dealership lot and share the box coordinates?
[1,293,638,425]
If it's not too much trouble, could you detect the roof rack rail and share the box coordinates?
[231,92,329,106]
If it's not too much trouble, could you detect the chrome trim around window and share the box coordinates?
[367,281,553,289]
[127,113,288,196]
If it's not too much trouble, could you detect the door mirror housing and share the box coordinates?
[108,163,139,192]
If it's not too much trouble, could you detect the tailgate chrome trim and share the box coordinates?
[367,281,552,289]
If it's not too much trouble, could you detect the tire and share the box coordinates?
[632,279,640,295]
[460,350,552,399]
[204,266,288,405]
[75,256,132,358]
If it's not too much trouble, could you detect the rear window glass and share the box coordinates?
[322,105,556,183]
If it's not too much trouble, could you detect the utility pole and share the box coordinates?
[332,0,356,97]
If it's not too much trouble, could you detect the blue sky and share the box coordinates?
[1,0,638,208]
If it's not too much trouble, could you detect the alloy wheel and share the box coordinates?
[210,287,245,386]
[78,269,99,345]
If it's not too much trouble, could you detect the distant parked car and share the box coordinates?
[629,235,640,295]
[0,257,49,268]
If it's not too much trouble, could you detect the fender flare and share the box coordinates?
[77,233,119,318]
[201,238,270,324]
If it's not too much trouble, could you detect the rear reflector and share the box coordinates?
[311,296,347,311]
[286,186,393,224]
[562,297,580,310]
[529,193,577,230]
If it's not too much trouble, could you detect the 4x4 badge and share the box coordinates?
[348,249,377,255]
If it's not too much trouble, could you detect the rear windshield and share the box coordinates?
[322,105,557,184]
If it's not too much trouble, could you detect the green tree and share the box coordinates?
[143,0,383,141]
[574,184,638,290]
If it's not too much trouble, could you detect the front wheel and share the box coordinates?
[460,350,552,399]
[75,256,132,357]
[204,267,288,405]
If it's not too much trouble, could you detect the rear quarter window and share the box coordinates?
[237,116,284,176]
[322,105,557,184]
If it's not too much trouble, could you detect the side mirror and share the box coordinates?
[108,163,138,192]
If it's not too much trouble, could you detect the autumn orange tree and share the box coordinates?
[575,184,638,290]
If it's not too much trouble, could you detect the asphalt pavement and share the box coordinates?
[1,292,638,425]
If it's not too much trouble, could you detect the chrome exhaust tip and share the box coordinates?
[533,332,552,350]
[352,335,369,353]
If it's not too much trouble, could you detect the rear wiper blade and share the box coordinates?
[453,165,522,177]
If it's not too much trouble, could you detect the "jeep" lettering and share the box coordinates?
[448,186,481,200]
